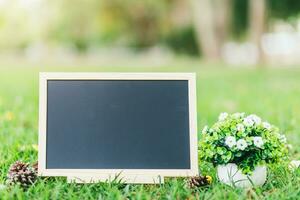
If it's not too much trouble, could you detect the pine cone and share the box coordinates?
[188,175,212,188]
[6,161,37,188]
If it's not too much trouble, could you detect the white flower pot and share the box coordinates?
[217,163,267,188]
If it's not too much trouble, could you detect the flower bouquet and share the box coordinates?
[199,112,289,187]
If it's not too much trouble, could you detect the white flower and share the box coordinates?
[243,117,254,127]
[236,139,248,150]
[249,114,261,125]
[236,123,245,132]
[218,112,228,121]
[253,136,264,148]
[225,136,236,148]
[278,134,287,143]
[233,112,245,119]
[262,122,271,130]
[289,160,300,170]
[202,126,209,134]
[0,184,6,191]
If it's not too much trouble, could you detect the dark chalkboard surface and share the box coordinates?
[46,80,190,169]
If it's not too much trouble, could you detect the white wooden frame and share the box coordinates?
[38,72,198,183]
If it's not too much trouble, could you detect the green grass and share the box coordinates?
[0,65,300,199]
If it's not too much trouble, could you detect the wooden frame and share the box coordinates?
[38,72,198,183]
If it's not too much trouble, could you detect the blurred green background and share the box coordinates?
[1,0,300,66]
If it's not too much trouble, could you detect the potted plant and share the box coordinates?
[199,112,289,188]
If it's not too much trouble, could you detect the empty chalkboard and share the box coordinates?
[46,80,190,169]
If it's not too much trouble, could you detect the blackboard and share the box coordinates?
[45,80,191,169]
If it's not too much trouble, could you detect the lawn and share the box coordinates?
[0,65,300,199]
